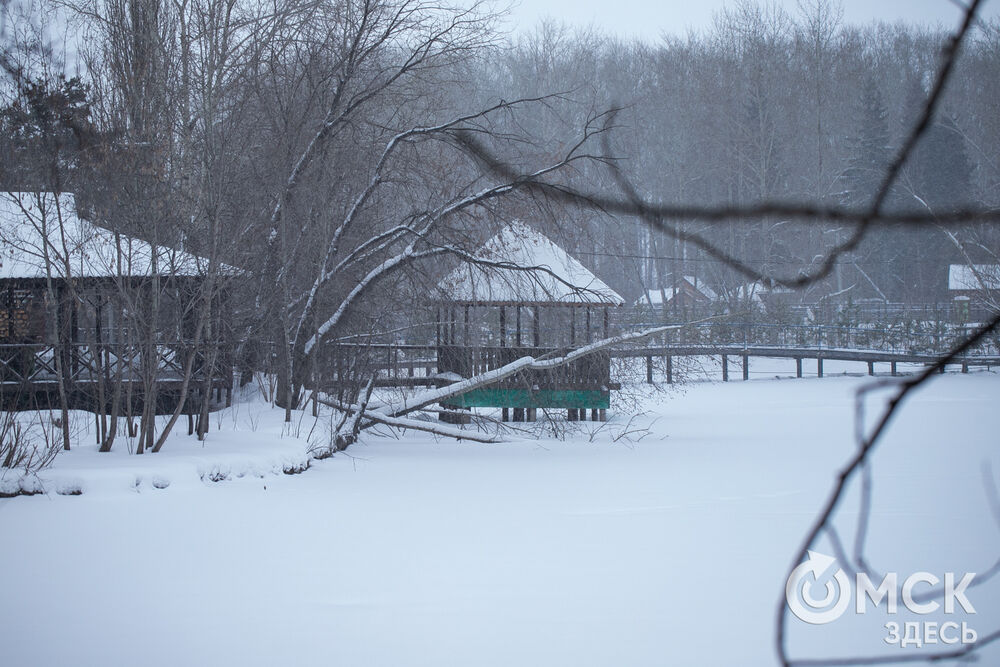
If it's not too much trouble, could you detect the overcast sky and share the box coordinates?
[503,0,1000,42]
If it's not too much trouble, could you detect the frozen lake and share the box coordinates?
[1,371,998,666]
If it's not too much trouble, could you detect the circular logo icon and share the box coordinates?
[786,551,851,625]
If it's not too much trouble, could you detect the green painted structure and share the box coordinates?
[445,387,611,410]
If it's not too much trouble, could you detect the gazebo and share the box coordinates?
[435,222,624,422]
[0,191,230,413]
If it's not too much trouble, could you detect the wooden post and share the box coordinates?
[742,354,749,380]
[817,358,824,378]
[499,307,506,347]
[867,361,874,376]
[567,408,577,421]
[722,355,728,382]
[599,408,606,422]
[513,407,524,422]
[962,362,969,374]
[646,355,653,384]
[666,355,673,384]
[464,305,470,346]
[603,307,609,338]
[891,361,897,377]
[527,408,537,422]
[502,407,509,422]
[534,307,541,347]
[586,308,592,343]
[70,286,80,378]
[515,306,522,347]
[435,307,441,346]
[591,408,598,421]
[796,358,802,378]
[569,306,576,345]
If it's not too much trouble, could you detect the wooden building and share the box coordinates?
[435,223,624,422]
[949,264,1000,320]
[0,191,230,413]
[635,276,717,311]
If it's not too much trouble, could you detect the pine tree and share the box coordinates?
[840,76,890,209]
[841,77,904,301]
[910,116,974,213]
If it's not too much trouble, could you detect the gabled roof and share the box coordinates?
[948,264,1000,291]
[438,222,624,306]
[0,192,209,280]
[634,276,717,306]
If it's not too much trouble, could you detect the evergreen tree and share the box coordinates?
[0,75,93,189]
[841,76,905,301]
[840,76,890,209]
[910,116,974,213]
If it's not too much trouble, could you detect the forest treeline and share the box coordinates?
[465,4,1000,306]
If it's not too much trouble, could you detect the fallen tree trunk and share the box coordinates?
[316,321,702,445]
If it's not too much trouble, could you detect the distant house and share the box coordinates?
[635,276,717,310]
[948,264,1000,297]
[729,280,796,311]
[0,191,229,412]
[948,264,1000,321]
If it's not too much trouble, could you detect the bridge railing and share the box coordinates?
[620,321,999,356]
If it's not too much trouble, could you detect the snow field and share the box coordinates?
[0,372,997,666]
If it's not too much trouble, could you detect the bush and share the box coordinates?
[0,411,61,477]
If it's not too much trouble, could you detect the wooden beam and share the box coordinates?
[499,306,506,348]
[464,305,470,346]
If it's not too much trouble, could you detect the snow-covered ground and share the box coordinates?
[1,370,998,666]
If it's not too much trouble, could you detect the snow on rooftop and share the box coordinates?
[438,222,624,305]
[634,277,717,306]
[949,264,1000,292]
[0,192,208,280]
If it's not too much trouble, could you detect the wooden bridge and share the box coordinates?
[619,344,1000,384]
[342,317,1000,390]
[347,341,999,389]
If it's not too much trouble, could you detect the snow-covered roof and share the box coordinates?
[0,192,208,280]
[732,280,793,302]
[948,264,1000,291]
[634,277,717,306]
[438,222,624,305]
